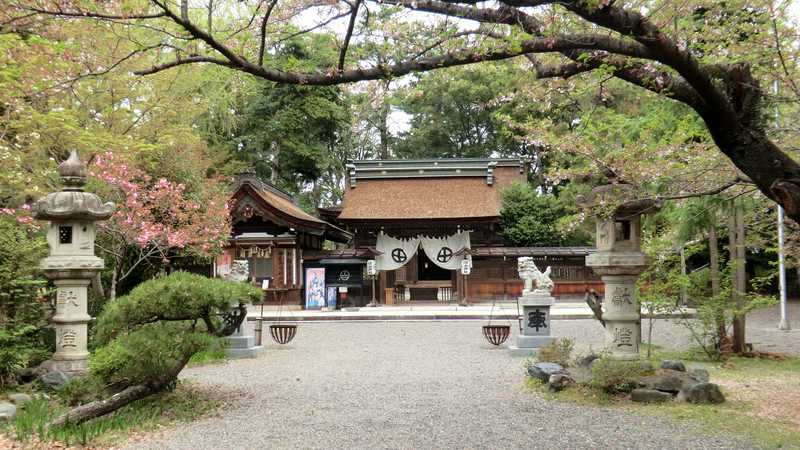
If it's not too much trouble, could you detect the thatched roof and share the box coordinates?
[338,160,525,221]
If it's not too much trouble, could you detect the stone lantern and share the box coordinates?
[34,150,115,372]
[583,183,659,360]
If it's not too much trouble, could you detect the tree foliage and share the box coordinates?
[51,272,261,426]
[500,183,589,247]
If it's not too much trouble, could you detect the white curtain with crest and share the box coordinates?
[375,232,420,271]
[419,231,471,271]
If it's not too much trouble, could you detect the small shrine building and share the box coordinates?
[215,173,351,305]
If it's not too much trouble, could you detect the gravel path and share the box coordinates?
[126,318,763,450]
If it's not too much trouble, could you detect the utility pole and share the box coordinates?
[775,78,791,330]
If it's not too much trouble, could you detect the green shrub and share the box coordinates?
[85,272,260,393]
[536,338,575,366]
[92,271,261,346]
[589,357,651,394]
[90,325,215,389]
[56,375,108,406]
[0,216,50,389]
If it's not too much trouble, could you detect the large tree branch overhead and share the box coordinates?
[11,0,800,221]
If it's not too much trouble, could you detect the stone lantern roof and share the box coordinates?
[578,182,661,218]
[33,150,115,222]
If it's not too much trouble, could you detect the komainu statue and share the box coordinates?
[228,260,250,282]
[517,257,554,295]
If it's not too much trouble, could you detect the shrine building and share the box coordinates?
[306,158,601,307]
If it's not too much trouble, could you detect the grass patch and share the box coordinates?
[187,338,228,367]
[525,377,618,406]
[1,381,223,448]
[644,400,800,449]
[525,349,800,449]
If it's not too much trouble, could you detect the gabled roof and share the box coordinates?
[337,159,526,221]
[231,173,351,243]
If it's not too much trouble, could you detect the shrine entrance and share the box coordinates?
[418,250,451,281]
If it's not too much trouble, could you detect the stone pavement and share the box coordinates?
[124,318,781,450]
[248,301,696,322]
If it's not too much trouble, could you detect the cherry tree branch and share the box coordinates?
[258,0,280,66]
[338,0,362,72]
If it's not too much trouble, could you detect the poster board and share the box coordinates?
[304,267,326,309]
[214,250,233,278]
[326,287,337,309]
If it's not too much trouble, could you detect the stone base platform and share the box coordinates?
[508,346,538,357]
[226,335,264,359]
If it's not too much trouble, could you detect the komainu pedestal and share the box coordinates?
[510,257,555,356]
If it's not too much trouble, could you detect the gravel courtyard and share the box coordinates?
[120,315,791,450]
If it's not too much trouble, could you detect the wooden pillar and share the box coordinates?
[378,270,387,303]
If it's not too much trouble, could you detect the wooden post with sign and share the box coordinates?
[367,260,377,307]
[460,258,471,306]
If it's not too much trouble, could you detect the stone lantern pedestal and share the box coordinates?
[34,150,114,373]
[224,260,264,359]
[582,184,658,361]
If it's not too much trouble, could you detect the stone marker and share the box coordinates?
[34,150,114,373]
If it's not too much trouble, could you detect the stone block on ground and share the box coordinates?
[0,402,16,421]
[548,373,575,392]
[660,360,686,372]
[631,388,673,403]
[8,393,31,406]
[527,362,565,384]
[637,369,696,394]
[679,382,725,404]
[38,371,75,390]
[688,368,709,383]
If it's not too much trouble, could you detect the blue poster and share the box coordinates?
[326,287,337,309]
[305,267,325,309]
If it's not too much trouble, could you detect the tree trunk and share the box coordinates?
[269,142,279,185]
[49,385,153,428]
[109,268,118,302]
[679,245,688,306]
[207,0,213,32]
[91,271,105,300]
[378,81,391,159]
[728,203,746,354]
[708,218,725,341]
[48,344,198,428]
